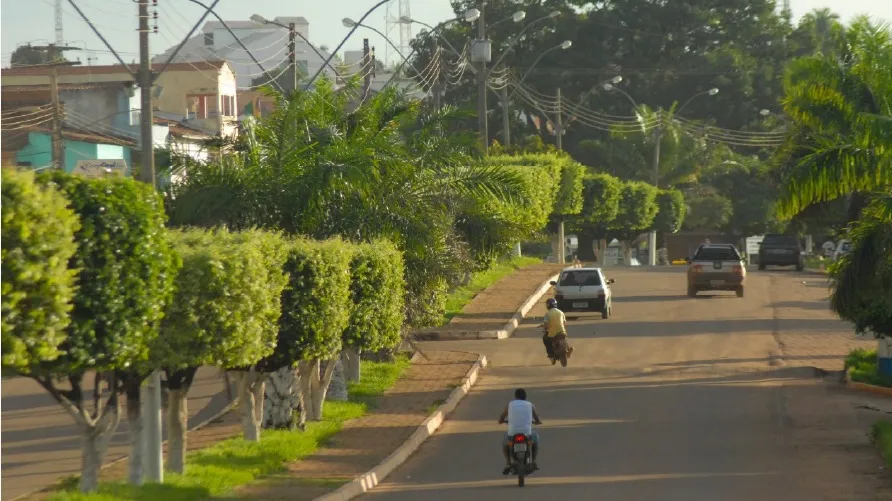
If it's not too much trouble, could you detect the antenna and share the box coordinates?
[55,0,64,45]
[384,0,413,66]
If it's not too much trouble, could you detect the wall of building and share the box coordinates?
[13,132,130,173]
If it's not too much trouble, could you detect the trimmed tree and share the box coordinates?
[258,238,353,428]
[610,181,659,265]
[157,228,288,468]
[571,173,623,262]
[342,239,406,382]
[2,168,79,373]
[32,172,177,492]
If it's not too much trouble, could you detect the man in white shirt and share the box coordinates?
[497,388,542,474]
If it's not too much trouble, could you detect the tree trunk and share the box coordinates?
[164,367,197,474]
[124,379,144,485]
[328,358,348,402]
[234,370,264,441]
[298,360,315,420]
[263,365,297,429]
[309,359,337,420]
[621,241,634,266]
[576,231,597,261]
[78,386,121,492]
[847,192,868,223]
[342,347,361,383]
[167,388,188,473]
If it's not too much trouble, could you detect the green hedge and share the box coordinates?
[611,181,659,241]
[845,348,892,387]
[345,240,406,353]
[259,237,353,369]
[36,172,179,373]
[653,189,687,234]
[158,228,289,371]
[1,168,80,373]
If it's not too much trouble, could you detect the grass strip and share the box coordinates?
[440,256,542,325]
[845,348,892,388]
[872,420,892,470]
[46,357,411,501]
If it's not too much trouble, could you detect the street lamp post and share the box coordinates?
[501,39,571,148]
[603,85,719,266]
[304,0,391,90]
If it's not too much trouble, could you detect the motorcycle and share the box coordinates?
[507,433,535,486]
[543,326,570,367]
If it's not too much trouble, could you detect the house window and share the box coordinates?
[206,96,219,118]
[204,33,214,46]
[186,95,200,119]
[221,95,235,117]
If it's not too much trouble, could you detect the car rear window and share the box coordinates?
[762,235,798,246]
[694,247,740,261]
[558,270,601,286]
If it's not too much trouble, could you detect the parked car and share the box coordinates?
[550,267,615,319]
[686,244,746,297]
[833,239,852,261]
[757,234,804,271]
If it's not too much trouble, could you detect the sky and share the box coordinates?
[1,0,890,68]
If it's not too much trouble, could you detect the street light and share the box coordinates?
[304,0,391,90]
[500,39,572,148]
[603,85,720,267]
[490,10,527,27]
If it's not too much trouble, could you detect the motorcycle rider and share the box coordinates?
[541,298,573,364]
[498,388,542,474]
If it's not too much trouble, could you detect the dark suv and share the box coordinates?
[757,234,804,271]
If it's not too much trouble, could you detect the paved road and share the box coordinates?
[1,367,230,500]
[363,267,889,501]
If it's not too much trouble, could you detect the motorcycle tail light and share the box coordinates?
[513,434,526,442]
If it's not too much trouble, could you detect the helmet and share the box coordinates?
[546,298,558,309]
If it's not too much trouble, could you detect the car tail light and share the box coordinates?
[690,265,703,273]
[598,291,605,297]
[555,294,564,300]
[732,265,743,275]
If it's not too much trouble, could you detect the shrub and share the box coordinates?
[344,239,406,354]
[1,168,80,373]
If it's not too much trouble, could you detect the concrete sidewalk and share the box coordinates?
[417,263,567,337]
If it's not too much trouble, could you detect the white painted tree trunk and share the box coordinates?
[263,366,300,429]
[166,388,188,474]
[328,358,348,402]
[233,370,264,441]
[621,241,634,266]
[342,347,361,383]
[298,359,339,421]
[126,391,144,485]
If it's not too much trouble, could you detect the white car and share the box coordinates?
[549,267,615,319]
[833,239,852,261]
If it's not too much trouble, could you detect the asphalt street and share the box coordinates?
[361,266,891,501]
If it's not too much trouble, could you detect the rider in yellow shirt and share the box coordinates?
[541,298,572,363]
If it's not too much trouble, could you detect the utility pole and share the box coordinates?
[474,1,489,153]
[137,0,162,485]
[648,111,663,267]
[501,86,510,148]
[29,45,81,171]
[555,87,565,265]
[431,43,442,111]
[362,38,371,98]
[288,22,297,93]
[49,66,65,169]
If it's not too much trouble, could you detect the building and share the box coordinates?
[152,17,336,90]
[1,61,239,139]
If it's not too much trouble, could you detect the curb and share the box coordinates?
[419,264,581,341]
[845,368,892,398]
[313,353,488,501]
[10,383,236,501]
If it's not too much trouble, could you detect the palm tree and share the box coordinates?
[829,196,892,372]
[774,17,892,221]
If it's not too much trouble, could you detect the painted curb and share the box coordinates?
[419,264,581,341]
[845,368,892,398]
[313,353,488,501]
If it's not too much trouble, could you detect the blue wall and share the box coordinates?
[15,132,132,174]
